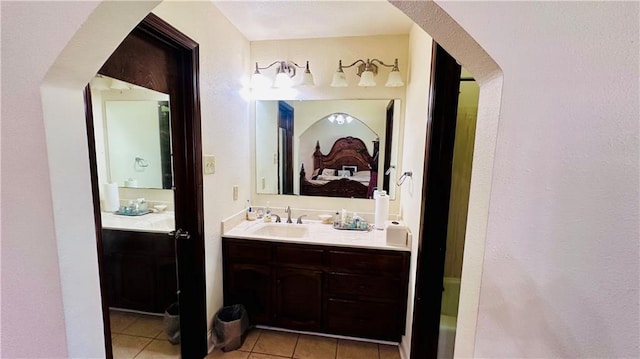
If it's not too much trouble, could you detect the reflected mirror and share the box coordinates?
[90,75,173,189]
[256,99,401,199]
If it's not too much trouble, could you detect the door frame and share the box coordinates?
[85,13,207,358]
[410,43,462,358]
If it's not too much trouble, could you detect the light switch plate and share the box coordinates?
[232,185,239,200]
[204,155,215,174]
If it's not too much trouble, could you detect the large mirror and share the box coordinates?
[90,75,173,189]
[256,99,401,199]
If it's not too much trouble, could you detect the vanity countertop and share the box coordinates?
[223,219,410,252]
[101,211,175,233]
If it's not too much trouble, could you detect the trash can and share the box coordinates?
[163,302,180,345]
[212,304,249,352]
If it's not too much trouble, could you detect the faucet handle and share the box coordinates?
[273,214,281,223]
[296,215,307,224]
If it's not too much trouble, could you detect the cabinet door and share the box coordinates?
[118,253,156,312]
[156,256,178,313]
[275,268,322,331]
[225,263,272,325]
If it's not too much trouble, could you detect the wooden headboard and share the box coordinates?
[312,136,375,171]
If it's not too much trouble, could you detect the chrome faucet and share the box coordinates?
[296,215,307,224]
[285,206,292,223]
[273,214,281,223]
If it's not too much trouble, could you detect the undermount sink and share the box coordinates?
[249,224,308,238]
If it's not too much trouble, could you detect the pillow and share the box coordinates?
[353,170,371,178]
[337,170,352,177]
[311,168,322,180]
[321,168,336,176]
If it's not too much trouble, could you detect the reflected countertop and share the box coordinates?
[101,211,175,233]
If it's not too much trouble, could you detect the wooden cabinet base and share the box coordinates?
[103,229,177,313]
[223,238,409,341]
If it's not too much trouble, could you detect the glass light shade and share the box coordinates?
[300,71,315,86]
[274,72,293,88]
[336,114,345,124]
[346,116,353,123]
[328,115,336,123]
[331,71,348,87]
[385,70,404,87]
[358,70,376,87]
[250,72,271,88]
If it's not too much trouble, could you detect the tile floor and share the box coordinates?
[110,310,180,359]
[206,328,401,359]
[111,310,401,359]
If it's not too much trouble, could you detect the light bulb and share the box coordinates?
[358,70,376,87]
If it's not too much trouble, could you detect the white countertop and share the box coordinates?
[101,211,175,233]
[223,219,411,252]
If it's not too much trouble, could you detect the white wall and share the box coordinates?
[396,1,639,357]
[2,1,250,357]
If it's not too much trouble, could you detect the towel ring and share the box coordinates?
[396,171,413,186]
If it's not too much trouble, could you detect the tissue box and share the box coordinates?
[386,220,410,248]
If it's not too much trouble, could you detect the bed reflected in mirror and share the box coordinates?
[255,99,401,199]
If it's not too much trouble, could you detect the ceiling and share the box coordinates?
[212,1,414,41]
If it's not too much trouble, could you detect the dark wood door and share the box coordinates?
[383,100,395,193]
[275,268,322,331]
[278,101,294,194]
[226,263,272,325]
[90,13,206,358]
[411,43,461,359]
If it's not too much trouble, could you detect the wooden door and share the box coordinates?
[411,43,461,359]
[278,101,294,194]
[225,263,272,324]
[88,13,206,358]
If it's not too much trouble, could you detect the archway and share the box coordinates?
[40,1,502,357]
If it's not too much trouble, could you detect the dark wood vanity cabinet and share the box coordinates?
[222,238,410,341]
[102,229,177,313]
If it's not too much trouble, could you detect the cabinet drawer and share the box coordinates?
[326,298,401,340]
[276,245,324,268]
[327,250,406,273]
[224,239,271,263]
[327,272,401,300]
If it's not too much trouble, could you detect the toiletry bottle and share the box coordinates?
[264,202,272,222]
[333,211,340,228]
[246,200,255,220]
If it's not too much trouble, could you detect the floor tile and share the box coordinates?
[252,330,299,357]
[206,349,251,359]
[134,339,179,359]
[379,344,401,359]
[238,328,262,352]
[248,353,291,359]
[293,334,337,359]
[336,339,379,359]
[110,311,138,333]
[122,315,164,338]
[112,334,153,359]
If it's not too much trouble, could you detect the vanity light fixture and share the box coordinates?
[327,113,354,125]
[330,58,404,88]
[251,60,315,89]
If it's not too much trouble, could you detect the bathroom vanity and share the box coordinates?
[222,220,410,341]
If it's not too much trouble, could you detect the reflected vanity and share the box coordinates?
[89,75,177,314]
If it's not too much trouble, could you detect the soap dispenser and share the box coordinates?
[264,202,272,222]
